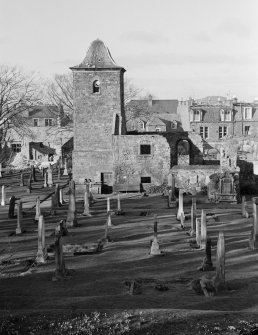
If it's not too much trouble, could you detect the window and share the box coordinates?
[11,143,21,153]
[33,118,39,127]
[93,80,100,93]
[244,125,251,135]
[155,127,161,132]
[243,107,252,120]
[220,109,231,121]
[139,121,146,130]
[45,118,53,126]
[141,176,151,183]
[140,144,151,155]
[193,110,201,121]
[219,126,228,139]
[200,126,209,139]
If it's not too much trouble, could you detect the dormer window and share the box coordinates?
[220,109,232,122]
[93,80,100,93]
[139,121,146,131]
[243,107,252,120]
[190,109,201,122]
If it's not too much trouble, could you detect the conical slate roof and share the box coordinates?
[71,39,124,70]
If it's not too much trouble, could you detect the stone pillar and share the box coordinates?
[59,188,64,205]
[35,196,41,221]
[47,167,53,187]
[250,197,258,249]
[200,209,207,249]
[200,237,214,271]
[1,186,6,206]
[20,171,24,187]
[66,180,78,227]
[83,190,91,216]
[63,158,68,176]
[44,171,48,188]
[117,193,121,212]
[55,184,61,206]
[168,174,177,208]
[107,197,110,213]
[31,165,37,182]
[242,196,249,218]
[53,236,67,280]
[107,210,112,227]
[196,218,201,246]
[190,196,197,236]
[216,231,225,285]
[8,196,16,219]
[180,212,185,230]
[27,177,31,193]
[16,200,23,235]
[36,215,47,263]
[150,214,161,255]
[177,190,185,220]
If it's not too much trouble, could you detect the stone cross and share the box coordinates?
[1,186,6,206]
[242,196,249,218]
[200,209,207,249]
[107,197,110,212]
[27,177,32,194]
[196,218,201,246]
[63,158,68,176]
[216,231,225,285]
[16,200,23,235]
[66,180,78,227]
[190,196,197,236]
[44,170,48,188]
[20,171,24,187]
[83,190,91,216]
[200,237,214,271]
[250,197,258,250]
[8,196,16,219]
[36,215,47,263]
[150,214,161,255]
[177,190,185,220]
[47,167,53,187]
[35,196,41,221]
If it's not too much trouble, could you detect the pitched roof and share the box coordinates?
[126,99,178,114]
[30,142,56,155]
[191,105,232,122]
[28,105,59,118]
[71,39,124,70]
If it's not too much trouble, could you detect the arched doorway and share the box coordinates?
[177,139,190,165]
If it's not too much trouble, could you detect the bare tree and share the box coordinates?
[124,77,142,106]
[0,65,41,143]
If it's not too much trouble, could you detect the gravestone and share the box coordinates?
[8,196,16,219]
[59,188,65,205]
[31,165,37,182]
[150,214,161,255]
[216,232,225,286]
[1,186,6,206]
[66,180,78,227]
[196,218,201,246]
[16,200,23,235]
[83,190,91,216]
[36,215,47,263]
[104,212,112,242]
[20,171,24,187]
[249,197,258,250]
[0,163,2,178]
[35,196,41,221]
[107,210,112,227]
[47,167,53,187]
[199,238,215,271]
[190,196,197,236]
[242,196,249,218]
[177,190,185,220]
[27,177,32,193]
[52,235,68,280]
[51,195,59,215]
[55,219,68,236]
[168,174,177,208]
[200,209,207,249]
[107,197,110,212]
[63,158,68,176]
[44,170,48,188]
[180,212,185,230]
[55,184,61,207]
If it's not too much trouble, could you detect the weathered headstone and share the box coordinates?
[31,165,37,182]
[200,209,207,249]
[180,212,185,230]
[55,184,61,207]
[36,215,47,263]
[199,238,215,271]
[216,232,225,286]
[16,200,23,235]
[190,196,197,236]
[196,218,201,246]
[83,190,91,216]
[44,170,48,188]
[104,212,112,241]
[177,190,185,220]
[66,180,78,227]
[150,214,161,255]
[249,197,258,249]
[55,219,68,236]
[117,192,121,212]
[107,210,112,227]
[168,174,177,208]
[63,158,68,176]
[242,196,249,218]
[47,167,53,187]
[20,171,24,187]
[35,196,41,221]
[27,177,32,193]
[1,186,6,206]
[107,197,110,213]
[8,196,16,219]
[52,235,67,280]
[59,188,65,205]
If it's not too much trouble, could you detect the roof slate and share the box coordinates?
[28,105,59,118]
[191,105,232,123]
[126,99,178,115]
[30,142,56,155]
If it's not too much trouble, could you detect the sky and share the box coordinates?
[1,0,258,101]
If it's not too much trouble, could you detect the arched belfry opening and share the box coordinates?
[93,80,100,93]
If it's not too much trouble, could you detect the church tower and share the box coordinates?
[70,39,126,186]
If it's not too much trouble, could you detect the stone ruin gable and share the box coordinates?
[113,134,171,186]
[171,165,221,192]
